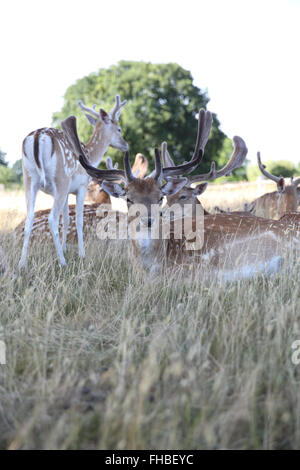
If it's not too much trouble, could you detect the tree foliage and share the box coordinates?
[0,148,7,166]
[53,61,230,174]
[247,159,297,181]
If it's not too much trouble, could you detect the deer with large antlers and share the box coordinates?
[246,152,300,219]
[63,112,299,279]
[19,95,128,268]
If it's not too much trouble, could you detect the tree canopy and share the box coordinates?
[53,61,234,175]
[246,159,299,181]
[0,148,7,166]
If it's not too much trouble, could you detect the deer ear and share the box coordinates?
[101,181,126,198]
[161,178,187,196]
[277,177,285,193]
[99,109,110,124]
[193,182,208,196]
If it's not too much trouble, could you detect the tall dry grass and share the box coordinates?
[0,184,300,450]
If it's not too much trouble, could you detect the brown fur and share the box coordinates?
[250,185,299,219]
[15,204,101,243]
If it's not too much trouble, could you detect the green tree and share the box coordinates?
[247,159,296,181]
[12,159,23,183]
[52,61,228,173]
[0,148,7,166]
[0,166,13,185]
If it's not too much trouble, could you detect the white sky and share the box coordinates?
[0,0,300,166]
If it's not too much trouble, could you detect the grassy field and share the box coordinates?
[1,183,300,450]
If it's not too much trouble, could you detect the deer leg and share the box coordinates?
[62,198,69,253]
[19,179,39,270]
[76,186,86,258]
[48,192,69,266]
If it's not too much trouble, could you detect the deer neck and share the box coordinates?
[85,124,111,167]
[131,223,164,273]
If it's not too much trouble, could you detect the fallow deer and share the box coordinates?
[247,152,300,219]
[64,114,299,280]
[19,95,128,268]
[86,153,148,204]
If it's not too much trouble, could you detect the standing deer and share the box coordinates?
[247,152,300,219]
[65,114,298,280]
[19,95,128,268]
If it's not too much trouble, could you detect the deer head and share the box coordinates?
[85,153,149,204]
[78,95,128,152]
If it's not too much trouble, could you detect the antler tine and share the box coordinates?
[110,94,127,121]
[161,141,176,167]
[191,109,213,160]
[124,151,135,182]
[106,157,119,170]
[188,136,248,183]
[78,100,100,118]
[154,148,163,182]
[257,151,282,183]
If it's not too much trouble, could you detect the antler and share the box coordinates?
[78,100,100,118]
[161,141,176,167]
[106,157,119,170]
[109,95,127,122]
[191,108,213,161]
[187,136,248,182]
[257,152,283,183]
[158,109,212,177]
[257,151,286,192]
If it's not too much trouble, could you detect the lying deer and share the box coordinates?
[19,95,128,268]
[64,115,299,280]
[247,152,300,219]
